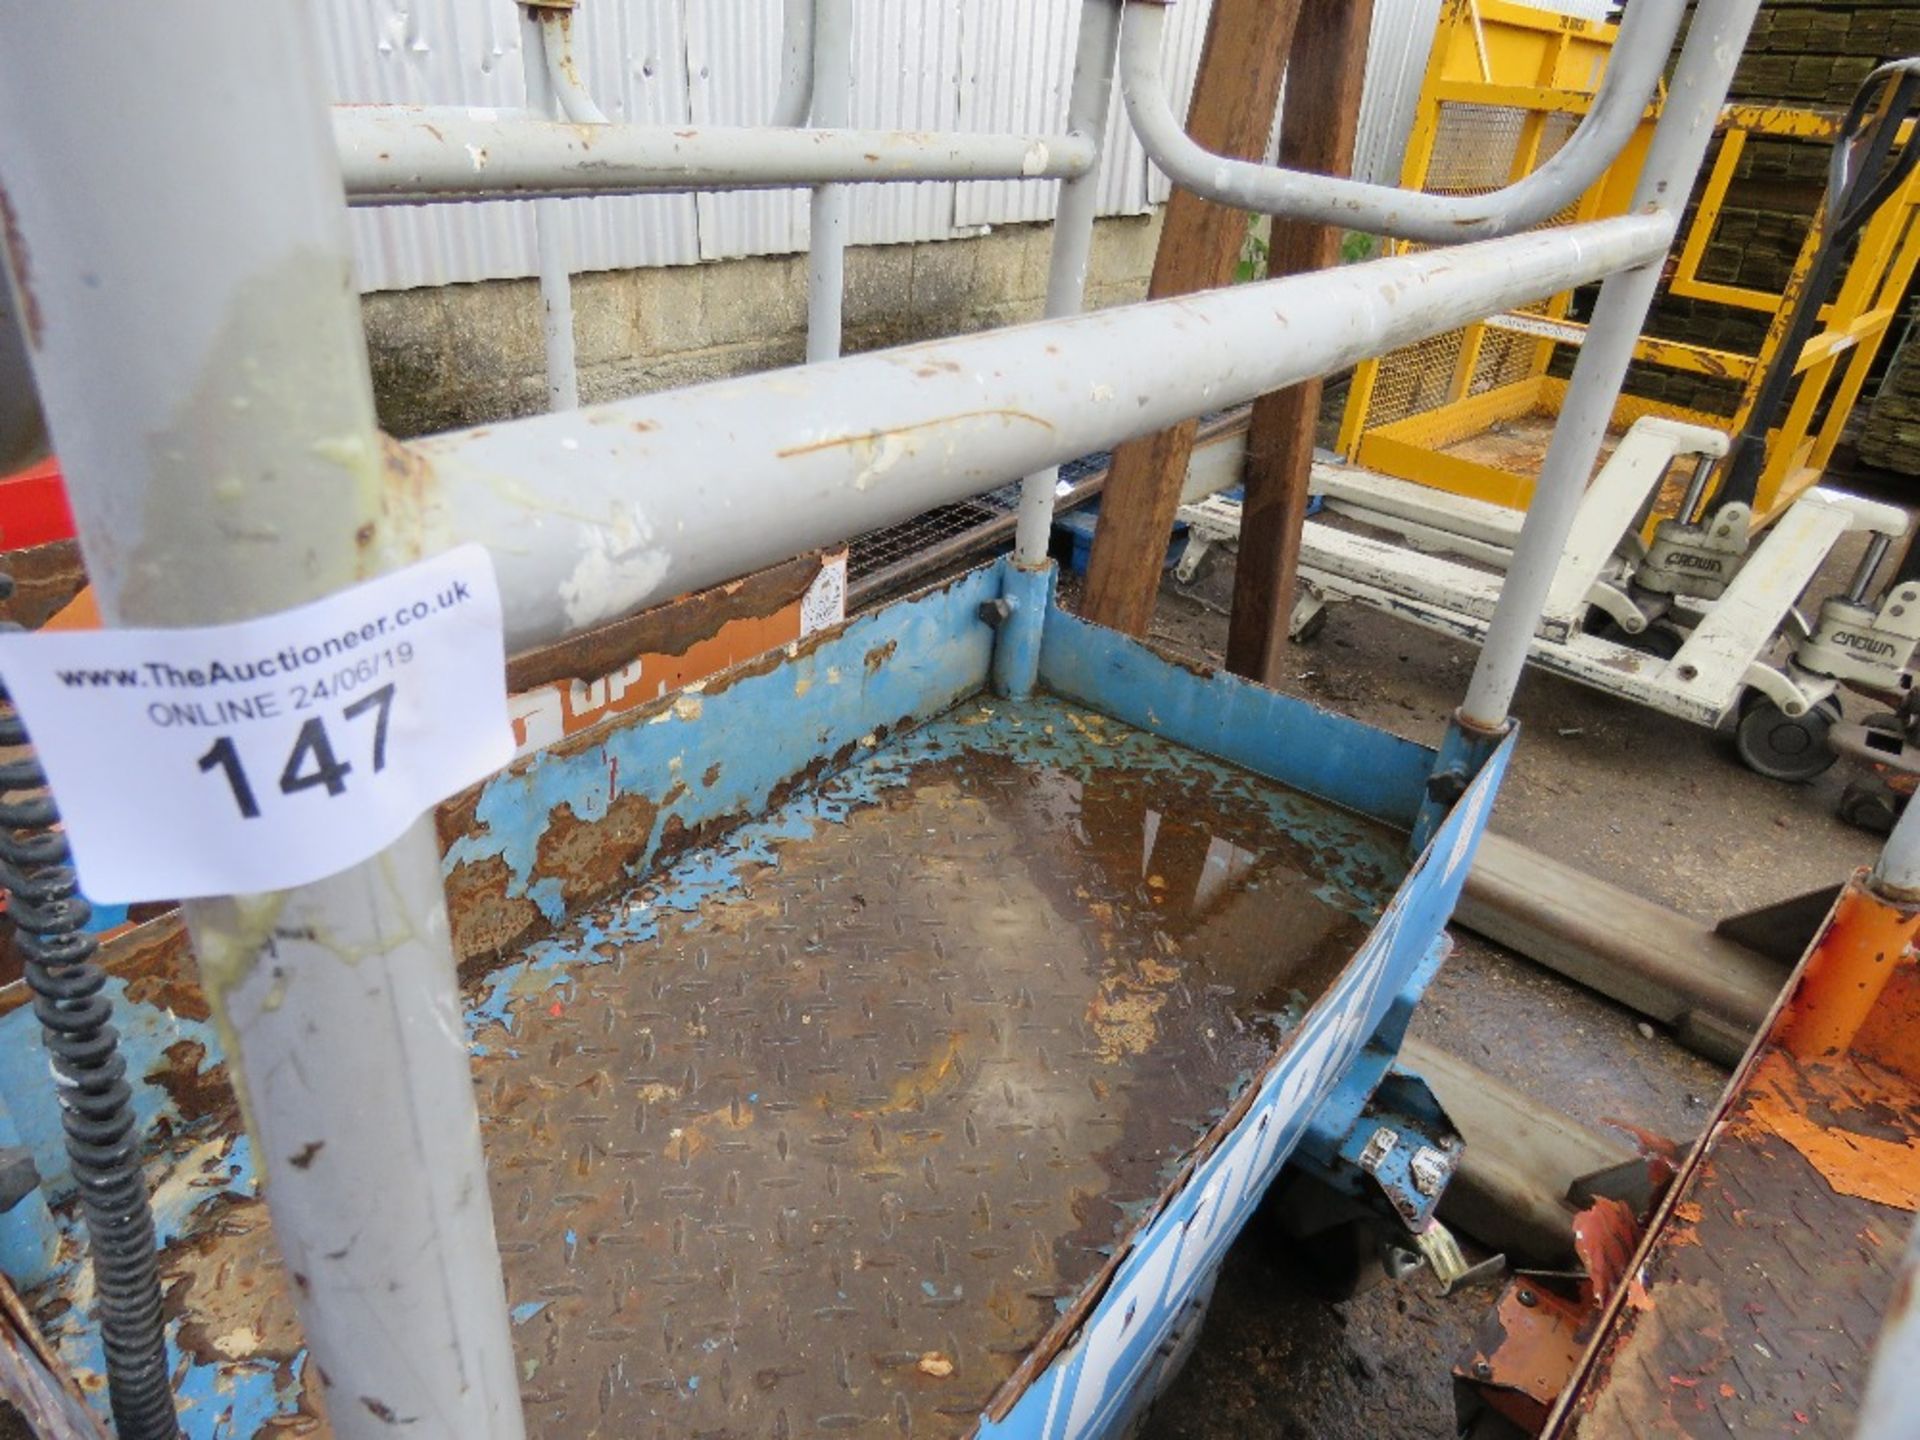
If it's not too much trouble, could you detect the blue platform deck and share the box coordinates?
[0,558,1507,1438]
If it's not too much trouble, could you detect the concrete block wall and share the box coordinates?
[363,214,1164,438]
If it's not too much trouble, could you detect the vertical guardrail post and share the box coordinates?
[771,0,818,127]
[1872,783,1920,900]
[0,6,526,1435]
[806,0,853,361]
[522,1,583,410]
[1013,0,1125,566]
[1418,0,1766,850]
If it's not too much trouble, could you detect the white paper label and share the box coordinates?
[799,551,848,636]
[0,545,512,904]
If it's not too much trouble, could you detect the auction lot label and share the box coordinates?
[0,546,511,902]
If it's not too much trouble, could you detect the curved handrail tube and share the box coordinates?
[538,11,611,126]
[772,0,816,127]
[1118,0,1685,244]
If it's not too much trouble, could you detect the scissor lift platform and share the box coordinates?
[0,558,1503,1437]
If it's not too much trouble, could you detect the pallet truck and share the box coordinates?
[1179,60,1920,786]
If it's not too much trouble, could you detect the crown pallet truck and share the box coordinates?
[1643,59,1920,790]
[1181,62,1920,784]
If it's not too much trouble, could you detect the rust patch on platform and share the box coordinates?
[34,689,1402,1437]
[532,792,659,915]
[1458,1284,1590,1434]
[164,1198,304,1368]
[504,552,823,696]
[462,700,1389,1435]
[1738,1050,1920,1213]
[2,913,195,1022]
[1437,414,1627,487]
[152,1039,236,1129]
[445,853,541,972]
[1552,878,1920,1437]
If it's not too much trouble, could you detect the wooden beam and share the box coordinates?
[1079,0,1302,637]
[1226,0,1376,683]
[1455,831,1785,1067]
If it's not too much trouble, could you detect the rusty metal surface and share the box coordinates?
[1549,873,1920,1439]
[1458,1283,1589,1435]
[0,1272,105,1440]
[503,551,828,697]
[0,541,85,632]
[1554,1047,1920,1439]
[485,699,1393,1436]
[27,691,1406,1435]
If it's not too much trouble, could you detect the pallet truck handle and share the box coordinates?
[1827,60,1920,236]
[1709,60,1920,516]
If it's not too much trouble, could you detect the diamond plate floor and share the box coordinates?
[1557,1046,1920,1439]
[486,696,1402,1437]
[36,693,1408,1437]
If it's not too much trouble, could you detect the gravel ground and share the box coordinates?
[1076,516,1889,1440]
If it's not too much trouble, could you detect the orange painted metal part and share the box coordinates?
[1457,1159,1672,1434]
[1776,878,1920,1063]
[1458,1283,1591,1434]
[1545,872,1920,1436]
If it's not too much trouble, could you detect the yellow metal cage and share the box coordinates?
[1337,0,1920,526]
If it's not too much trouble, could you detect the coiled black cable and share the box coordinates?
[0,576,175,1438]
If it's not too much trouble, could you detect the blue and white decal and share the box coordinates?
[981,730,1511,1440]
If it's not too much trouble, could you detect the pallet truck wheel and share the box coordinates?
[1640,620,1688,661]
[1838,778,1901,835]
[1593,617,1685,659]
[1734,694,1841,783]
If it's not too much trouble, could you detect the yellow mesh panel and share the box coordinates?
[1362,107,1584,431]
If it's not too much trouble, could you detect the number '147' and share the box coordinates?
[196,683,394,819]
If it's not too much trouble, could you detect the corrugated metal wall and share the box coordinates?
[1352,0,1446,186]
[322,0,1531,292]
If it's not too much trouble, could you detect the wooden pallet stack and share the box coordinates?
[1860,328,1920,475]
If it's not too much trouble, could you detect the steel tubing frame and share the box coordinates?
[1013,0,1124,565]
[0,5,527,1437]
[1116,0,1685,244]
[771,0,816,128]
[807,0,853,362]
[522,5,584,410]
[2,0,1773,1429]
[535,8,611,126]
[333,111,1097,205]
[1458,0,1764,731]
[1873,784,1920,898]
[404,213,1672,653]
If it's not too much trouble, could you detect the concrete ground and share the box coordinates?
[1067,519,1890,1439]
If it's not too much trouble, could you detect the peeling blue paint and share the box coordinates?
[0,974,227,1205]
[4,558,1508,1440]
[30,1126,265,1417]
[444,565,1002,926]
[466,692,1403,1049]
